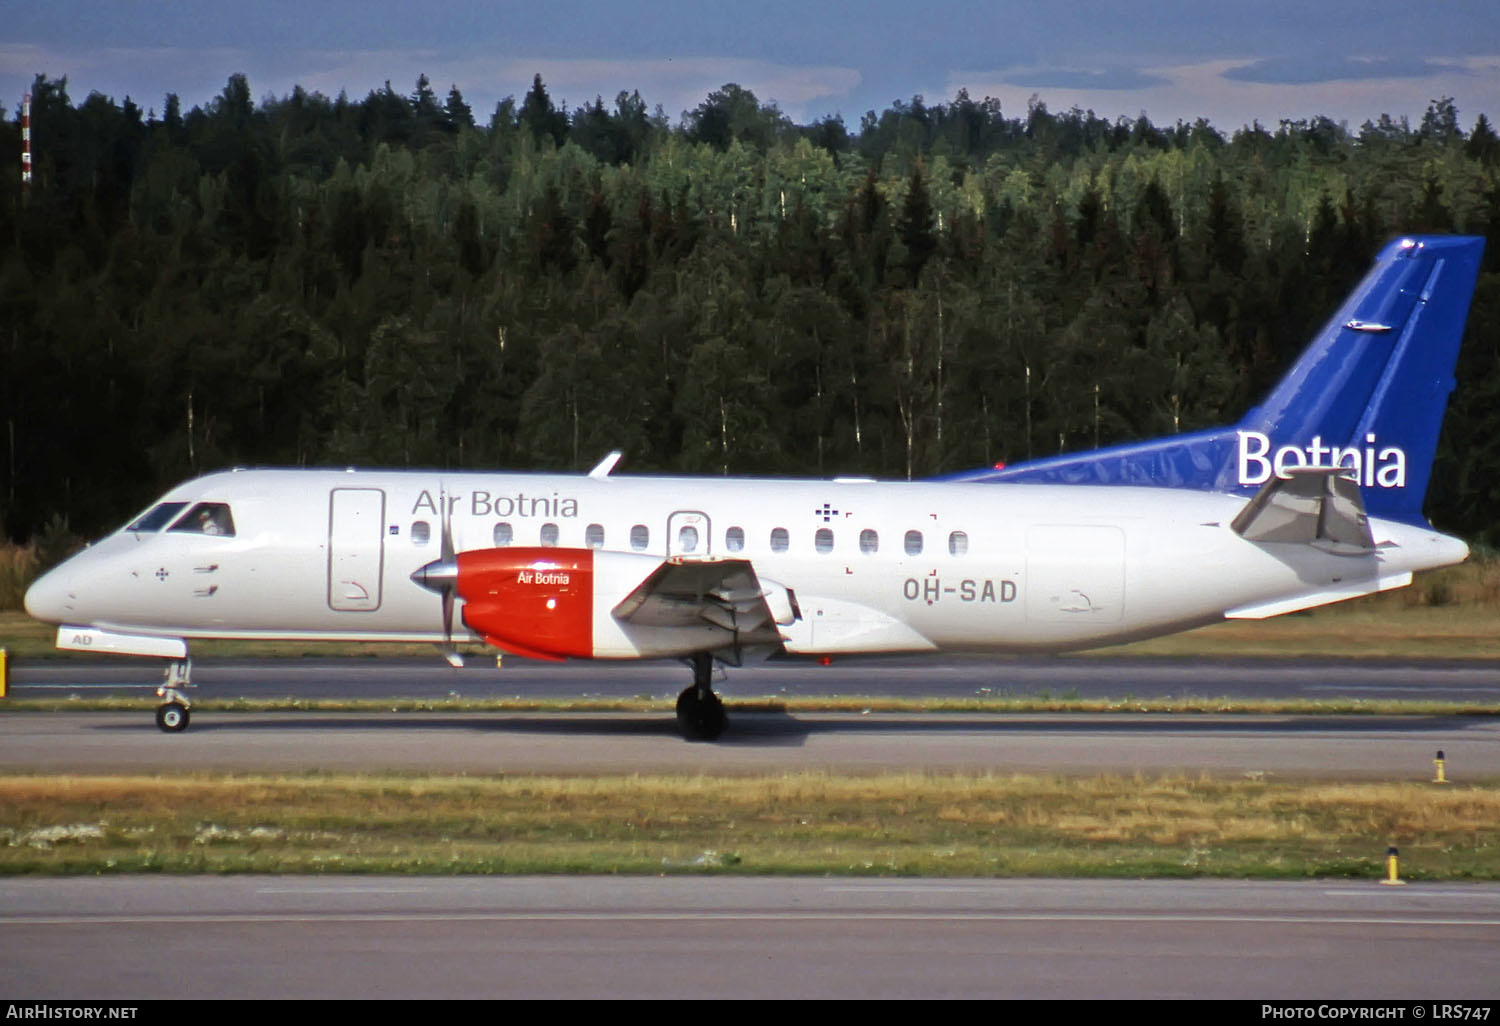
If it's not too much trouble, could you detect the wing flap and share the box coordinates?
[611,557,792,635]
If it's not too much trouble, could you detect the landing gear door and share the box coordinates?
[329,488,386,611]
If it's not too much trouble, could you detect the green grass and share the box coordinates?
[3,771,1497,878]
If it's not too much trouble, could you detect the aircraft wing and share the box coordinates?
[1230,466,1375,554]
[611,556,795,636]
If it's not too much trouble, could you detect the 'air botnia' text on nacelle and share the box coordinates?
[1236,431,1407,488]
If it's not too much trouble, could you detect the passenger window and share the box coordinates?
[859,529,879,554]
[815,528,834,554]
[631,524,650,551]
[726,526,745,552]
[127,502,188,533]
[169,502,236,537]
[586,523,605,549]
[411,521,431,545]
[904,530,923,556]
[493,522,513,546]
[678,525,699,553]
[770,528,789,553]
[540,523,559,546]
[949,531,968,556]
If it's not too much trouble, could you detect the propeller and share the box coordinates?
[410,485,464,667]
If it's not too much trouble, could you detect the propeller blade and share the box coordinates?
[440,485,455,563]
[439,482,460,664]
[410,485,460,659]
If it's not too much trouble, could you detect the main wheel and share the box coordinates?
[676,687,726,741]
[155,702,190,733]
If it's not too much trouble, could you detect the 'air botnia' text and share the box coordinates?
[412,489,580,518]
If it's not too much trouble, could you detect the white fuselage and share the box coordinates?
[24,467,1468,658]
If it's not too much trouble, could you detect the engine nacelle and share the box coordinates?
[451,546,769,660]
[456,547,600,659]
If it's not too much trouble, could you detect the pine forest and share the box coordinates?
[3,74,1498,550]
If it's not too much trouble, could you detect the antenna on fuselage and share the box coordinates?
[588,451,623,479]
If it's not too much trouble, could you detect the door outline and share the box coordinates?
[667,510,711,558]
[328,488,386,611]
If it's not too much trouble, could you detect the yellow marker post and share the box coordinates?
[0,647,7,698]
[1433,750,1450,784]
[1381,845,1406,886]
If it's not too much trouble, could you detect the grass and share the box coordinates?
[2,771,1497,878]
[0,543,36,617]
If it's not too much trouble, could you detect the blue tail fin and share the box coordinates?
[943,235,1484,526]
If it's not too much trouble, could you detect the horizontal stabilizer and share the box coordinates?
[1230,467,1374,554]
[1224,572,1412,619]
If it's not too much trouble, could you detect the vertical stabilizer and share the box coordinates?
[1234,235,1483,524]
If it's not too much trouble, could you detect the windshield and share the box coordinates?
[125,502,189,533]
[167,502,236,537]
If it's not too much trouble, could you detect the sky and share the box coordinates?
[3,1,1499,134]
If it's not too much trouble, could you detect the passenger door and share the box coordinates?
[328,488,386,611]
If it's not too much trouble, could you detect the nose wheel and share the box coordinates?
[155,658,193,733]
[676,653,727,741]
[155,701,190,732]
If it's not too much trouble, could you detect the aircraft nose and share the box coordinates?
[23,565,75,624]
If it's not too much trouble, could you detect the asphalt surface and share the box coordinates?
[3,710,1499,777]
[4,876,1498,999]
[9,652,1500,702]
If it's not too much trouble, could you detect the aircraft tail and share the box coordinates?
[944,235,1485,526]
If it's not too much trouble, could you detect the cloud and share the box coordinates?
[1222,56,1461,85]
[948,56,1500,133]
[1,43,261,110]
[964,65,1171,91]
[436,56,862,122]
[1,42,861,124]
[216,51,861,123]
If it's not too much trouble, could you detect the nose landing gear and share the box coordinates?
[155,658,192,733]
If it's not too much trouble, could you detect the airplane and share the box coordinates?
[23,234,1485,740]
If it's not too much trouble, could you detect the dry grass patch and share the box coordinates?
[3,771,1499,878]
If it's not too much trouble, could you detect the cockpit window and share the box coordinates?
[168,502,236,537]
[127,502,188,533]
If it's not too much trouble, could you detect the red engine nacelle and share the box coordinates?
[456,547,595,660]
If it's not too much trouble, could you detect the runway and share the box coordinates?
[4,876,1498,999]
[9,652,1500,703]
[6,655,1500,775]
[3,709,1499,777]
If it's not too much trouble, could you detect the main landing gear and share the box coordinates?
[676,652,727,742]
[155,658,192,733]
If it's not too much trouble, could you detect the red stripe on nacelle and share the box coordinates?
[456,547,595,659]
